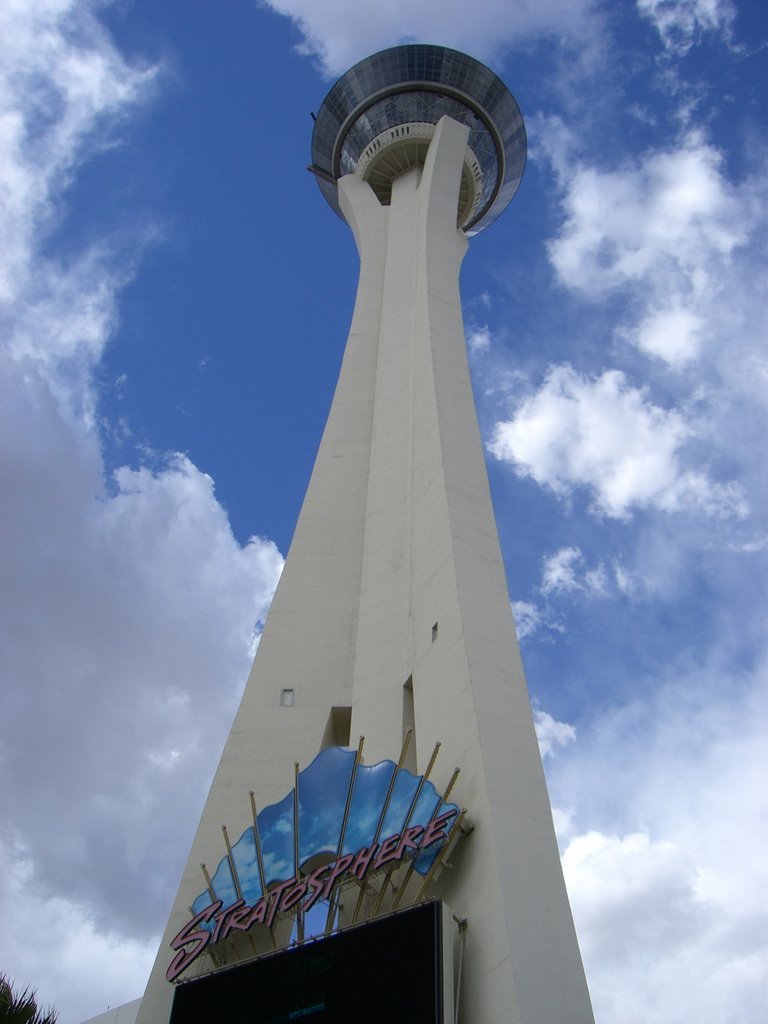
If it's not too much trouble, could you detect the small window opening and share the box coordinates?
[280,688,295,707]
[321,706,352,749]
[402,677,417,773]
[431,622,439,643]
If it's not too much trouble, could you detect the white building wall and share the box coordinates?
[80,998,141,1024]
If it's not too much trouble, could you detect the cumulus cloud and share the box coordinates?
[632,304,704,367]
[488,364,746,519]
[548,131,745,294]
[496,97,767,647]
[551,663,768,1024]
[637,0,736,55]
[262,0,599,76]
[0,844,152,1022]
[545,130,747,367]
[0,0,157,303]
[0,5,284,1019]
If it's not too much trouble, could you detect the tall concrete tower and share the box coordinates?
[136,44,594,1024]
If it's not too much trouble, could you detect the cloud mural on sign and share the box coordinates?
[164,747,461,982]
[190,746,460,919]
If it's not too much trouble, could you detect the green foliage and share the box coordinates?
[0,975,57,1024]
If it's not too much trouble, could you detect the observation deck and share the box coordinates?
[310,44,526,235]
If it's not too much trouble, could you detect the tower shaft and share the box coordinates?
[138,116,593,1023]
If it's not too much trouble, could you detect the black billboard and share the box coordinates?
[170,899,447,1023]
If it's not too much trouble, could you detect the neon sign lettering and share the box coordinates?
[167,808,456,982]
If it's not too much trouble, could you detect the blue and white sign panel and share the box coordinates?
[167,746,461,982]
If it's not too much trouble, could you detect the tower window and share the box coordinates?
[280,688,295,706]
[432,622,438,642]
[402,676,417,773]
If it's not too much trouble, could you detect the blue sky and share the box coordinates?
[1,1,766,1021]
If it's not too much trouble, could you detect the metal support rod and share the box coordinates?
[249,790,268,902]
[306,162,337,183]
[371,740,442,918]
[324,736,365,936]
[293,762,304,943]
[221,825,243,902]
[454,916,468,1024]
[293,762,300,881]
[414,809,465,903]
[200,863,216,904]
[392,766,461,911]
[352,729,413,924]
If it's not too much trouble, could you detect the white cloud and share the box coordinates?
[489,364,745,519]
[511,599,543,640]
[467,324,492,355]
[262,0,599,76]
[547,130,745,300]
[0,5,285,1020]
[538,125,758,374]
[552,664,768,1024]
[727,535,768,554]
[534,708,576,757]
[541,546,584,593]
[631,304,704,367]
[512,596,571,642]
[613,560,644,596]
[512,548,637,640]
[541,546,611,596]
[0,841,155,1023]
[583,564,609,593]
[637,0,736,55]
[0,0,157,305]
[1,363,284,938]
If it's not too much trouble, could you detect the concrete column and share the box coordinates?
[345,116,594,1023]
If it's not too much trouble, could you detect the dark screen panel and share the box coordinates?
[170,900,444,1023]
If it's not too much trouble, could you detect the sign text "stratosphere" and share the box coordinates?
[167,808,457,982]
